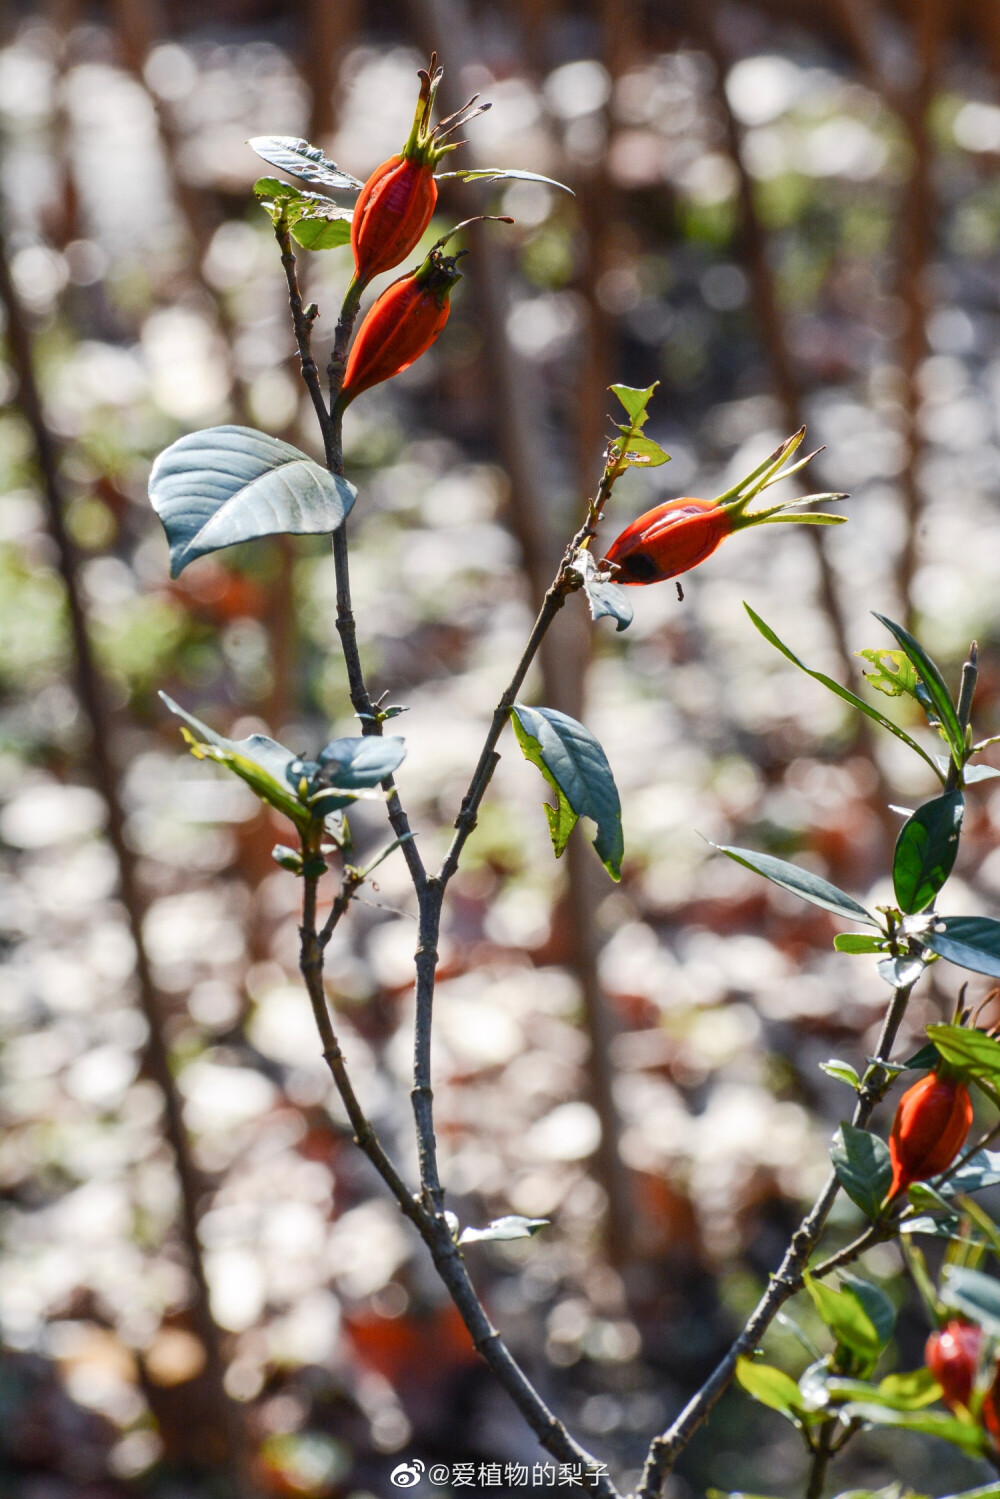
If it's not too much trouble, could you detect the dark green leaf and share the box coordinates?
[892,792,964,913]
[511,704,624,880]
[745,605,945,782]
[944,1149,1000,1197]
[436,166,574,194]
[317,737,406,788]
[804,1274,885,1362]
[877,955,928,989]
[713,844,877,926]
[735,1356,805,1423]
[160,692,308,829]
[248,135,363,191]
[903,1041,942,1071]
[831,1123,893,1221]
[899,1214,964,1240]
[458,1215,549,1245]
[873,613,965,766]
[149,426,356,577]
[837,1403,987,1455]
[940,1485,1000,1498]
[925,918,1000,980]
[584,576,634,631]
[835,933,885,954]
[838,1273,896,1348]
[271,844,303,873]
[940,1265,1000,1336]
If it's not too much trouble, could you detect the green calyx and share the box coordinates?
[411,245,465,301]
[713,426,849,534]
[402,54,492,168]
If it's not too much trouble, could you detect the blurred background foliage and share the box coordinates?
[3,0,1000,1495]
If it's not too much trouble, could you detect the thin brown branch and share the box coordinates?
[635,974,918,1497]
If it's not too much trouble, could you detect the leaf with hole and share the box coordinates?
[511,704,624,880]
[892,792,964,914]
[253,177,353,249]
[745,605,944,781]
[831,1123,893,1221]
[149,426,356,577]
[458,1215,550,1245]
[248,135,363,192]
[873,613,965,766]
[924,918,1000,980]
[712,844,877,926]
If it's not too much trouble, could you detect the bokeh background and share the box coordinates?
[3,1,1000,1495]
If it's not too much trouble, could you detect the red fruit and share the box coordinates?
[889,1069,973,1197]
[926,1321,985,1411]
[603,498,734,585]
[351,154,438,286]
[337,245,462,406]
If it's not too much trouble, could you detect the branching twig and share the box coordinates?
[635,975,918,1497]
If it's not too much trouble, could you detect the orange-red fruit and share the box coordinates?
[926,1321,1000,1438]
[889,1070,973,1197]
[603,498,734,585]
[351,155,438,285]
[339,251,461,405]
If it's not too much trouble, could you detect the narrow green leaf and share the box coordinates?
[838,1403,987,1455]
[873,613,965,765]
[755,513,847,526]
[713,844,877,926]
[248,135,364,191]
[824,1369,940,1411]
[924,918,1000,980]
[458,1215,549,1245]
[745,605,945,782]
[831,1123,893,1221]
[149,426,356,577]
[511,704,624,880]
[436,165,574,194]
[892,792,964,914]
[735,1356,805,1422]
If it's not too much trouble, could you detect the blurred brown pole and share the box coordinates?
[697,5,856,688]
[0,240,251,1491]
[400,0,633,1265]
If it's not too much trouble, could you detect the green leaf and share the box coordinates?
[903,1041,942,1071]
[945,1149,1000,1197]
[253,176,354,247]
[820,1059,862,1089]
[940,1264,1000,1336]
[924,918,1000,980]
[824,1369,940,1411]
[899,1214,964,1240]
[510,704,624,880]
[941,1486,1000,1498]
[712,844,878,926]
[892,792,964,914]
[290,212,352,251]
[436,166,575,195]
[610,383,658,425]
[856,648,920,700]
[837,1403,987,1455]
[873,613,966,766]
[928,1023,1000,1085]
[317,737,406,788]
[735,1356,805,1423]
[160,692,309,830]
[745,605,945,782]
[838,1273,896,1348]
[248,135,363,191]
[458,1215,549,1245]
[149,426,356,577]
[834,933,885,954]
[831,1123,893,1221]
[963,764,1000,784]
[804,1274,886,1363]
